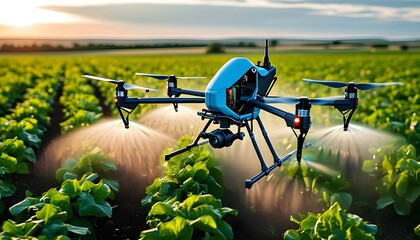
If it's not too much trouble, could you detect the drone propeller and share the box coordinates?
[303,78,403,90]
[264,96,342,106]
[135,72,206,80]
[82,75,157,92]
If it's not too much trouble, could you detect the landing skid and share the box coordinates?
[164,110,310,188]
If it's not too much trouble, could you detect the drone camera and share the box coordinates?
[206,129,244,149]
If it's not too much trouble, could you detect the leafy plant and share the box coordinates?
[141,136,224,210]
[141,136,236,239]
[0,148,118,239]
[284,148,353,210]
[141,194,237,240]
[284,202,378,240]
[362,144,420,216]
[55,147,119,198]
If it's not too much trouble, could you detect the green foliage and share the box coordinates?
[362,144,420,216]
[415,224,420,236]
[141,194,237,240]
[284,202,378,240]
[206,43,225,54]
[141,136,236,239]
[60,66,102,133]
[141,136,224,210]
[0,148,118,239]
[283,148,353,209]
[55,147,119,198]
[0,138,37,214]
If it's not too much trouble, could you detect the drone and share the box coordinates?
[82,40,403,189]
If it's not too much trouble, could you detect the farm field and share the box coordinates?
[0,50,419,239]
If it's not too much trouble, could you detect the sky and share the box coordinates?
[0,0,419,40]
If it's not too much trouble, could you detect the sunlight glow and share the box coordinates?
[0,1,82,27]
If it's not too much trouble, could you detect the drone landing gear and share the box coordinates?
[245,116,289,189]
[164,119,212,160]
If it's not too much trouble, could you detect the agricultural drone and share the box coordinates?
[82,40,403,188]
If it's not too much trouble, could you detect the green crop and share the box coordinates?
[141,194,237,240]
[0,148,118,239]
[363,144,420,216]
[141,136,236,239]
[141,136,224,210]
[284,202,378,240]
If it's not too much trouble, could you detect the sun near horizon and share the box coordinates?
[0,1,82,28]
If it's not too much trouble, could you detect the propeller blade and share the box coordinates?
[123,83,157,92]
[135,73,169,80]
[136,73,205,80]
[177,76,206,80]
[263,97,299,104]
[355,82,404,90]
[309,98,337,106]
[303,78,347,88]
[82,75,118,83]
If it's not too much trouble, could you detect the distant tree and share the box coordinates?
[269,39,278,47]
[400,45,409,51]
[206,42,225,54]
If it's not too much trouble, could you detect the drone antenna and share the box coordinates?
[263,39,271,69]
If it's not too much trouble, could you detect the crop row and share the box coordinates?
[59,63,102,133]
[0,70,62,213]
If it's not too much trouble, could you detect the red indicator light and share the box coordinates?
[294,116,301,128]
[114,97,118,103]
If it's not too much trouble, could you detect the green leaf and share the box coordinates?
[395,172,409,197]
[0,179,16,198]
[77,192,112,218]
[36,204,59,224]
[405,186,420,203]
[63,172,78,181]
[315,202,343,238]
[414,224,420,236]
[16,162,29,174]
[362,160,378,173]
[9,197,43,216]
[217,220,234,240]
[2,220,23,235]
[191,215,217,232]
[85,173,99,182]
[283,230,302,240]
[67,224,89,235]
[103,179,119,193]
[60,179,81,198]
[91,181,111,202]
[0,153,17,173]
[364,224,378,235]
[377,196,395,209]
[159,216,193,240]
[393,199,411,216]
[40,221,67,238]
[51,194,70,209]
[206,175,224,199]
[330,192,353,210]
[220,207,238,217]
[149,202,176,218]
[300,214,317,230]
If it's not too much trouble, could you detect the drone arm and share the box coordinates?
[247,98,295,127]
[122,98,205,104]
[171,88,206,97]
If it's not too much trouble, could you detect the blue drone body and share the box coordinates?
[82,40,403,188]
[205,57,277,121]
